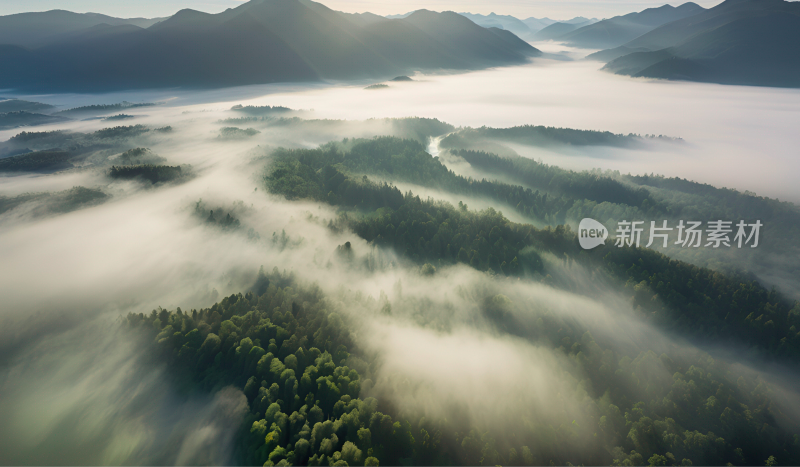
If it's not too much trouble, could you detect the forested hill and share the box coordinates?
[117,132,800,467]
[0,0,540,92]
[130,265,800,466]
[262,136,800,366]
[445,146,800,296]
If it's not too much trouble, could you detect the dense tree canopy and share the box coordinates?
[129,267,800,466]
[109,164,184,184]
[264,138,800,364]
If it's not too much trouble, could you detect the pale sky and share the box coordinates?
[0,0,722,21]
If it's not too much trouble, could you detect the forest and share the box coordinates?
[438,125,671,150]
[0,186,108,217]
[262,140,800,364]
[108,164,185,184]
[259,136,799,293]
[129,266,799,466]
[2,108,798,466]
[0,149,74,172]
[115,134,800,465]
[0,126,180,181]
[444,147,800,293]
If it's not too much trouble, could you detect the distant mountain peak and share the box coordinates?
[601,0,800,88]
[551,3,706,49]
[168,8,212,20]
[0,0,540,92]
[405,9,473,24]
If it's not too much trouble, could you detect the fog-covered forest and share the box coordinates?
[1,1,800,464]
[0,93,798,466]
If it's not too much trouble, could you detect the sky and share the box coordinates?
[0,0,722,20]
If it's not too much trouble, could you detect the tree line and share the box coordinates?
[129,266,800,466]
[264,139,800,365]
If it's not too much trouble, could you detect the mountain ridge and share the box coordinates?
[0,9,165,47]
[0,0,541,92]
[600,0,800,88]
[530,20,595,41]
[555,2,705,49]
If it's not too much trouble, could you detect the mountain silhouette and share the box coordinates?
[530,20,595,41]
[0,0,540,92]
[558,2,704,49]
[0,10,164,48]
[601,0,800,88]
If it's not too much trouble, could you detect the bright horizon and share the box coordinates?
[0,0,723,22]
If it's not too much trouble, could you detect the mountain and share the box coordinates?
[619,0,798,51]
[0,0,540,93]
[602,0,800,88]
[561,16,598,25]
[0,112,70,131]
[531,19,595,41]
[521,17,557,32]
[0,98,56,114]
[586,45,652,62]
[557,3,704,49]
[0,10,165,47]
[453,13,596,40]
[459,12,536,39]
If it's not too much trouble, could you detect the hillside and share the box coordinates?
[457,13,593,39]
[0,98,55,114]
[602,0,800,87]
[531,20,594,41]
[521,16,557,31]
[0,10,164,47]
[558,2,704,49]
[459,12,537,39]
[0,0,540,92]
[0,111,69,130]
[616,0,799,52]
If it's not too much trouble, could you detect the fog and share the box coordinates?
[9,47,798,202]
[1,50,800,464]
[0,319,249,465]
[0,0,723,24]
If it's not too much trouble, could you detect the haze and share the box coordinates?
[1,7,799,466]
[6,48,799,203]
[0,0,723,20]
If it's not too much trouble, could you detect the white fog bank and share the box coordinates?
[10,50,798,203]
